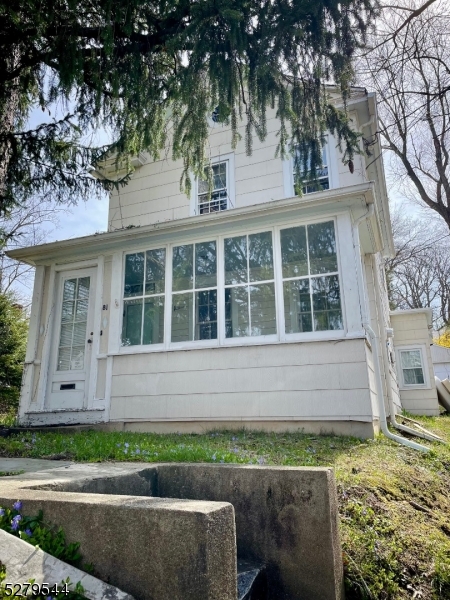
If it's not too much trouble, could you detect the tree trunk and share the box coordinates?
[0,47,21,210]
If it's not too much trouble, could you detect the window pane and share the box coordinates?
[63,279,77,302]
[145,248,166,295]
[142,297,165,345]
[250,283,277,336]
[172,245,193,292]
[122,298,143,346]
[213,162,227,190]
[195,241,217,288]
[308,221,338,274]
[73,321,87,346]
[77,277,90,299]
[249,231,274,282]
[225,236,247,285]
[195,290,217,340]
[400,350,422,369]
[312,275,343,331]
[283,280,313,333]
[280,226,308,278]
[58,347,71,371]
[225,287,249,337]
[75,299,89,320]
[59,323,73,347]
[70,347,85,370]
[403,368,425,385]
[124,253,145,297]
[62,301,75,323]
[171,292,194,342]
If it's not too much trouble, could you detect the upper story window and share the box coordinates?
[293,146,329,195]
[193,153,235,216]
[198,162,229,214]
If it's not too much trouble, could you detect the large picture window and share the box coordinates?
[281,221,343,333]
[224,231,277,338]
[122,248,166,346]
[120,218,345,350]
[171,241,217,342]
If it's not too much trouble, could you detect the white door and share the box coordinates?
[46,268,97,410]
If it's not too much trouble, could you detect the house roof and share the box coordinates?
[7,182,379,266]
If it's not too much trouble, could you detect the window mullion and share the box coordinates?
[192,244,196,341]
[247,234,251,336]
[217,236,225,344]
[273,227,284,341]
[305,225,315,332]
[165,245,173,348]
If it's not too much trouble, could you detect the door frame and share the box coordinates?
[45,267,97,410]
[36,257,104,413]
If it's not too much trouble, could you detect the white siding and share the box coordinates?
[109,339,373,423]
[108,108,366,230]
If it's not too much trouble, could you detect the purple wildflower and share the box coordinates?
[24,528,32,536]
[124,442,129,448]
[12,500,22,511]
[11,515,22,531]
[211,453,217,461]
[135,448,141,455]
[257,457,265,465]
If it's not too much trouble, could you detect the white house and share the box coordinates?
[9,87,440,437]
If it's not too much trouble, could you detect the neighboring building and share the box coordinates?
[431,344,450,382]
[390,309,440,416]
[10,87,437,437]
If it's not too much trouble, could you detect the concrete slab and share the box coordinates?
[0,529,135,600]
[0,457,73,474]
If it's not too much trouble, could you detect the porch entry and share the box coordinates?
[46,267,97,410]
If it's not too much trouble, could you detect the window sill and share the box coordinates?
[113,330,359,356]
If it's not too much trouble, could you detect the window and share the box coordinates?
[224,231,277,338]
[198,162,229,214]
[122,249,166,346]
[281,221,343,333]
[171,241,217,342]
[293,146,329,195]
[58,276,91,370]
[120,218,345,351]
[399,349,426,386]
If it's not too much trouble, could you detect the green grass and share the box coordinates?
[0,414,449,599]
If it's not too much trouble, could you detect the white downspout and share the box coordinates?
[352,205,431,452]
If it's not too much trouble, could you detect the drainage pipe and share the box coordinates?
[372,264,444,444]
[352,205,430,452]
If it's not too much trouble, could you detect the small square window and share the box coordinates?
[399,349,426,386]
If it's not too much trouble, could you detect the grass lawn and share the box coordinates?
[0,414,449,599]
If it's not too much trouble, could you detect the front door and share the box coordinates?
[46,268,97,410]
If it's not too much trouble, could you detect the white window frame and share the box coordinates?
[190,153,236,216]
[118,215,348,355]
[282,136,339,198]
[395,344,430,389]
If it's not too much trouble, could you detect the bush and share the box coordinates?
[0,293,28,415]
